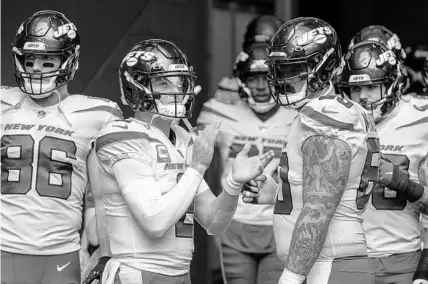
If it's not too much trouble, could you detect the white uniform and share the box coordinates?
[95,118,209,276]
[274,92,379,282]
[1,87,122,255]
[363,93,428,257]
[197,98,297,225]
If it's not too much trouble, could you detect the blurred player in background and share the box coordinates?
[86,39,274,284]
[338,39,428,284]
[198,15,297,284]
[1,10,122,284]
[197,14,297,284]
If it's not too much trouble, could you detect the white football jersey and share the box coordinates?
[95,118,208,276]
[363,93,428,257]
[197,97,297,225]
[1,87,122,255]
[274,92,379,262]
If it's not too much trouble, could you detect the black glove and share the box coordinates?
[82,256,111,284]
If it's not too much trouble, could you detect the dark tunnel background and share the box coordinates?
[2,0,428,282]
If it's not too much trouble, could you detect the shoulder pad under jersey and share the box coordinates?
[95,119,154,166]
[1,87,25,108]
[67,95,123,120]
[301,94,360,131]
[214,77,241,104]
[197,98,243,127]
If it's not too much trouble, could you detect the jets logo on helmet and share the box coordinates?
[338,41,402,121]
[12,10,80,98]
[267,17,341,109]
[119,39,196,119]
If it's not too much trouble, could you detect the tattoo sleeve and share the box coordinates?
[285,135,352,276]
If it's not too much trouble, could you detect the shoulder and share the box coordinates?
[300,94,361,131]
[67,95,123,119]
[213,77,241,104]
[197,97,243,126]
[95,119,153,165]
[401,93,428,112]
[1,87,25,109]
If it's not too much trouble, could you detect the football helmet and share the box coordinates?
[242,15,284,53]
[337,41,402,121]
[402,44,428,94]
[267,17,342,109]
[119,39,196,119]
[349,25,406,62]
[12,10,80,98]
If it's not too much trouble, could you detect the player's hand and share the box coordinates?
[242,173,278,205]
[378,156,394,186]
[82,256,111,284]
[231,143,275,183]
[413,280,428,284]
[189,122,221,175]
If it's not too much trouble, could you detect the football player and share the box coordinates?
[197,15,297,284]
[89,39,275,284]
[337,39,428,284]
[242,17,379,284]
[1,10,123,284]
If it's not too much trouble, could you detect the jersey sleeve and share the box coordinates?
[302,95,359,130]
[95,122,152,171]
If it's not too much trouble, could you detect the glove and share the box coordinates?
[82,256,111,284]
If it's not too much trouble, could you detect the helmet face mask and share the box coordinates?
[119,39,196,119]
[338,41,402,121]
[267,17,342,109]
[12,10,80,98]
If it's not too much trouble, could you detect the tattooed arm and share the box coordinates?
[279,135,352,283]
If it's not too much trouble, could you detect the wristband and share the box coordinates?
[279,268,305,284]
[223,171,243,196]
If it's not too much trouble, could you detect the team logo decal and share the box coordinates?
[156,144,171,163]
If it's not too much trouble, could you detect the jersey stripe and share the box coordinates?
[395,117,428,130]
[1,100,13,106]
[73,105,123,118]
[95,131,162,152]
[201,106,238,122]
[301,106,354,131]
